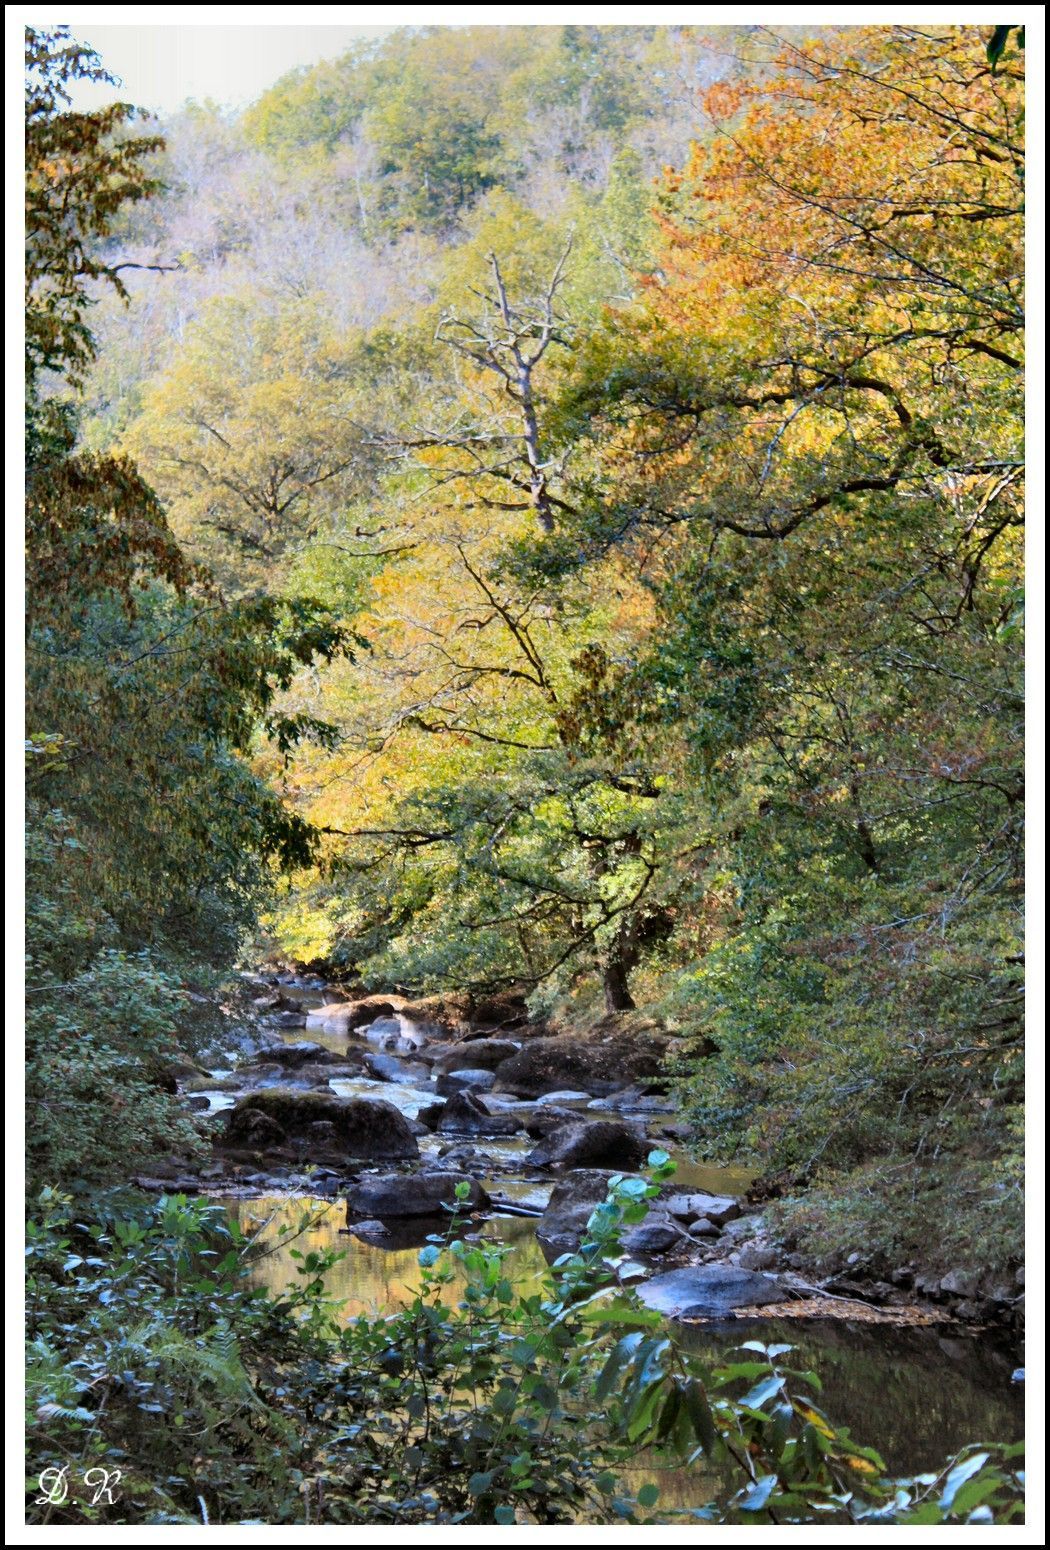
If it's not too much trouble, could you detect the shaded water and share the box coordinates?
[202,989,1023,1508]
[228,1194,546,1315]
[224,1193,1024,1485]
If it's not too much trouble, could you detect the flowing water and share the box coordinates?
[202,982,1024,1491]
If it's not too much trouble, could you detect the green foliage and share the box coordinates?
[986,25,1024,70]
[25,27,164,389]
[241,25,730,239]
[323,745,675,996]
[25,1189,308,1523]
[24,836,204,1188]
[24,555,354,1190]
[121,293,379,591]
[24,26,355,1187]
[532,25,1025,1277]
[25,1170,1024,1526]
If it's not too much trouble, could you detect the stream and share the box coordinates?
[190,978,1024,1486]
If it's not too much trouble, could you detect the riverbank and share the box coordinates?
[147,969,1025,1342]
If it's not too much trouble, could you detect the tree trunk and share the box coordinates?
[603,952,636,1012]
[603,912,639,1012]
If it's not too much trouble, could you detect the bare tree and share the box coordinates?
[397,238,578,534]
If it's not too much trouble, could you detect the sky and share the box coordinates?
[59,23,394,116]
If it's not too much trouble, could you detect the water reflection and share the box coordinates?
[223,1193,1024,1487]
[227,1193,547,1318]
[678,1317,1023,1475]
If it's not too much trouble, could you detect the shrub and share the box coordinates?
[25,1164,1025,1526]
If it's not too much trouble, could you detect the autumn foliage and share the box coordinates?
[53,22,1025,1277]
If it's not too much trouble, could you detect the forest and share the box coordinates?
[24,21,1026,1531]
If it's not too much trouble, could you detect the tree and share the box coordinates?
[265,239,686,1010]
[123,293,375,591]
[24,27,352,1186]
[240,25,736,237]
[543,24,1023,1273]
[25,27,164,389]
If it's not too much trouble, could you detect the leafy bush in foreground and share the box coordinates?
[25,1163,1024,1526]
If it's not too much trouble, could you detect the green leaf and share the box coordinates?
[625,1381,664,1442]
[656,1386,681,1440]
[682,1379,718,1454]
[950,1471,1001,1517]
[740,1474,778,1511]
[900,1502,946,1525]
[940,1452,990,1511]
[986,25,1022,70]
[768,1401,794,1460]
[740,1374,786,1411]
[581,1300,660,1328]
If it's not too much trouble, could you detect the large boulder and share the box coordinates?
[637,1265,786,1318]
[939,1268,983,1299]
[363,1015,406,1047]
[662,1192,742,1228]
[436,1068,496,1096]
[305,1002,363,1032]
[492,1030,667,1099]
[429,1039,521,1074]
[225,1088,418,1159]
[345,1171,489,1220]
[364,1052,430,1085]
[416,1101,445,1131]
[526,1119,647,1171]
[736,1241,780,1272]
[537,1169,638,1249]
[295,1060,370,1083]
[181,1071,247,1094]
[617,1094,675,1115]
[232,1058,365,1091]
[427,1091,522,1137]
[622,1215,689,1256]
[225,1108,287,1150]
[519,1105,587,1139]
[266,1040,349,1068]
[305,996,404,1034]
[252,991,300,1013]
[431,1144,499,1171]
[163,1055,210,1082]
[224,1062,290,1090]
[720,1213,765,1243]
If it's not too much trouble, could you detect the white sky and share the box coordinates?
[57,23,394,116]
